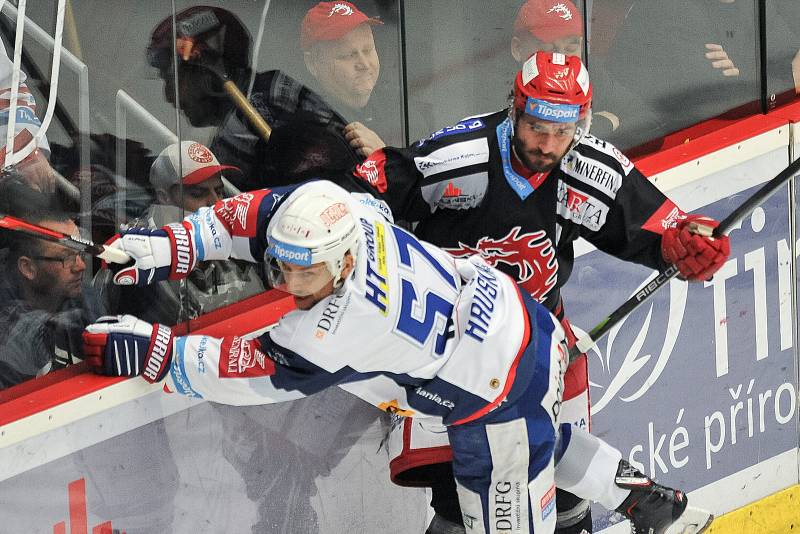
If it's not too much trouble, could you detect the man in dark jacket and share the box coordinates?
[0,207,103,388]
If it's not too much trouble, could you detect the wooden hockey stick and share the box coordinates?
[570,155,800,360]
[0,213,130,264]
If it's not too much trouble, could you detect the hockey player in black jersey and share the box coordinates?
[349,51,729,534]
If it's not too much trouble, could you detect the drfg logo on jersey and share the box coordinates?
[492,480,524,532]
[446,227,557,302]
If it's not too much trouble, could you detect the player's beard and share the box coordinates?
[512,136,564,173]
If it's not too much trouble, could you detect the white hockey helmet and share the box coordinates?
[266,182,359,294]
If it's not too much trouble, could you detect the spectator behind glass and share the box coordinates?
[511,0,662,149]
[96,141,265,325]
[147,6,361,191]
[0,41,55,194]
[606,0,800,134]
[0,183,103,389]
[301,1,393,157]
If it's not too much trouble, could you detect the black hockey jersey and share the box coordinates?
[350,110,684,315]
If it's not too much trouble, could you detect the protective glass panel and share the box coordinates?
[599,0,762,148]
[764,0,800,110]
[0,1,181,390]
[403,0,589,142]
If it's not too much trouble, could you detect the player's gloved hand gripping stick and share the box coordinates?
[0,213,130,264]
[570,155,800,360]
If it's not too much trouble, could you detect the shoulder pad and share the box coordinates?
[577,135,634,175]
[415,117,488,148]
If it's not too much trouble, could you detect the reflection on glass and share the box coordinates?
[0,178,104,389]
[604,0,775,137]
[766,0,800,109]
[100,141,266,326]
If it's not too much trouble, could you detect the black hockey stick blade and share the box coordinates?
[570,154,800,360]
[0,213,130,264]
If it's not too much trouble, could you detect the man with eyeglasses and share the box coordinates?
[0,204,102,389]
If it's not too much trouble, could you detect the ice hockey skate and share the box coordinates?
[614,460,713,534]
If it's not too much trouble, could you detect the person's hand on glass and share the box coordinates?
[343,121,386,158]
[704,43,740,77]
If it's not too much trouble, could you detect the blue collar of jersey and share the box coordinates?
[497,118,535,200]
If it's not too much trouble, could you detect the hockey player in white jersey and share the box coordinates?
[83,181,712,534]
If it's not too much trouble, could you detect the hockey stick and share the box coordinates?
[173,9,272,143]
[0,213,130,264]
[570,154,800,360]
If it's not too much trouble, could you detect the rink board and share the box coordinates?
[566,119,800,533]
[0,351,429,534]
[1,120,800,531]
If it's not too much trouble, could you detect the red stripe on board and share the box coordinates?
[68,478,88,534]
[633,113,789,178]
[0,290,295,427]
[768,98,800,123]
[92,522,113,534]
[53,522,66,534]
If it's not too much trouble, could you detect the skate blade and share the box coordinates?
[664,506,714,534]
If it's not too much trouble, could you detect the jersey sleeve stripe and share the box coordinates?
[451,283,532,426]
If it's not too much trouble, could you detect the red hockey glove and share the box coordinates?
[661,215,730,281]
[83,315,174,383]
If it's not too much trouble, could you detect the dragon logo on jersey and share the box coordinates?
[445,227,557,302]
[641,199,686,234]
[354,150,388,193]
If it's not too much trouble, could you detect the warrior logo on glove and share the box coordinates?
[83,315,174,384]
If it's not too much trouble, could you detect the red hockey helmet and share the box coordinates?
[513,51,592,123]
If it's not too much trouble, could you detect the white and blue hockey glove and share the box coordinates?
[104,222,197,286]
[83,315,174,383]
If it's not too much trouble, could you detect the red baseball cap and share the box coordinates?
[150,141,241,190]
[514,0,584,42]
[300,1,382,51]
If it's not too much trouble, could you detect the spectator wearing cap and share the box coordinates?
[301,1,390,158]
[149,140,238,213]
[511,0,662,149]
[96,141,265,326]
[147,6,363,191]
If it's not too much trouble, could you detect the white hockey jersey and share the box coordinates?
[167,181,566,426]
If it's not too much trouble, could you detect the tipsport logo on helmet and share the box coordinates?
[525,97,580,123]
[267,239,313,266]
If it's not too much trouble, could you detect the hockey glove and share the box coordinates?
[104,222,197,286]
[661,215,730,281]
[83,315,174,383]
